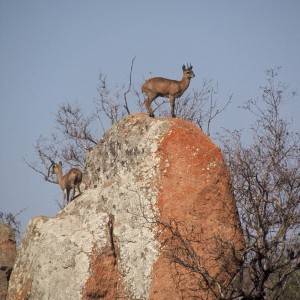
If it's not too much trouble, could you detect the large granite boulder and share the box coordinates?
[8,114,244,300]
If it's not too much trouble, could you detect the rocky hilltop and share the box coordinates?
[8,114,244,300]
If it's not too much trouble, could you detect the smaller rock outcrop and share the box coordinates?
[0,223,16,300]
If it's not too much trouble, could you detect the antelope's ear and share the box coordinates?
[59,161,63,166]
[182,64,186,70]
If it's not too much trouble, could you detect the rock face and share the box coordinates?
[8,114,244,300]
[0,223,16,300]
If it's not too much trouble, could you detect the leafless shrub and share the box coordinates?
[219,67,300,299]
[0,209,26,244]
[24,58,137,184]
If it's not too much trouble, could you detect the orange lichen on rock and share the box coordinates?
[150,118,244,299]
[83,246,125,300]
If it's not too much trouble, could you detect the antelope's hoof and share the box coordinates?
[149,113,155,118]
[172,114,176,118]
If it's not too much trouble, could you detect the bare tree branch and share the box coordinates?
[123,55,136,114]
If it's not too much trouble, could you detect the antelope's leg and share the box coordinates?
[66,189,71,204]
[170,97,176,118]
[144,97,155,117]
[77,185,82,195]
[63,189,67,207]
[72,186,76,200]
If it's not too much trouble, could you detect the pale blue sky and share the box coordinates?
[1,0,299,236]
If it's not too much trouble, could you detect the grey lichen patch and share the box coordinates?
[83,114,171,299]
[8,192,108,300]
[84,114,170,189]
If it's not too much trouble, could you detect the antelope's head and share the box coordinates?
[50,160,63,175]
[182,63,195,79]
